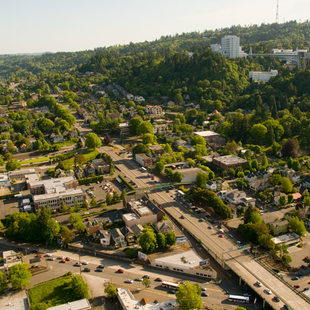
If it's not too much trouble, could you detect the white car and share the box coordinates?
[124,279,133,284]
[46,253,53,257]
[264,289,272,295]
[82,261,88,265]
[256,281,262,287]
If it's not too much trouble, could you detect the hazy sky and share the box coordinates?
[0,0,309,54]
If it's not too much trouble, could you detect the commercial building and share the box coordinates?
[194,130,220,142]
[0,173,10,187]
[213,155,247,170]
[47,299,91,310]
[151,250,217,279]
[28,176,85,210]
[9,168,36,180]
[272,232,301,247]
[123,197,164,228]
[117,288,177,310]
[249,70,278,83]
[178,167,205,184]
[211,35,247,59]
[135,153,153,168]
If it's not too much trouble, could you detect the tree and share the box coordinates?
[287,194,294,204]
[156,233,166,249]
[279,195,287,206]
[6,159,21,171]
[106,192,112,205]
[69,213,86,233]
[137,121,153,135]
[59,225,74,245]
[129,117,143,135]
[166,231,176,246]
[9,263,32,289]
[280,177,293,193]
[282,138,299,158]
[288,216,306,237]
[112,191,119,203]
[0,271,7,292]
[142,133,157,145]
[44,218,60,244]
[142,277,151,288]
[235,307,247,310]
[72,275,90,299]
[196,172,208,188]
[85,133,101,149]
[258,234,275,250]
[105,283,117,299]
[282,254,292,266]
[139,229,157,253]
[120,189,127,200]
[176,282,202,310]
[90,197,97,208]
[250,124,267,144]
[244,206,262,224]
[172,171,182,183]
[156,161,164,173]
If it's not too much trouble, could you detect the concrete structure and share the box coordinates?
[211,35,247,59]
[135,153,153,168]
[0,173,10,187]
[123,197,164,227]
[47,299,91,310]
[272,232,301,246]
[249,70,278,83]
[152,250,217,279]
[29,176,85,210]
[117,288,177,310]
[213,155,247,170]
[9,168,36,180]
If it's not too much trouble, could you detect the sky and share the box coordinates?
[0,0,309,54]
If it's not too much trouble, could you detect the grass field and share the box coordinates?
[61,149,99,168]
[19,156,51,165]
[28,274,87,309]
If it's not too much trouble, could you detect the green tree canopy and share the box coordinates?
[176,282,202,310]
[85,132,101,149]
[288,216,306,237]
[105,283,117,299]
[139,229,157,253]
[9,263,32,289]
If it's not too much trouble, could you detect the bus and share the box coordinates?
[161,281,179,290]
[228,295,250,303]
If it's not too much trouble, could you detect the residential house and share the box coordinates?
[153,123,170,135]
[217,190,256,207]
[50,133,64,143]
[154,220,174,234]
[95,230,111,246]
[92,158,110,174]
[148,144,164,156]
[131,224,144,237]
[119,122,130,136]
[205,181,218,192]
[84,163,96,177]
[110,228,126,248]
[144,105,163,115]
[213,155,247,170]
[121,226,135,244]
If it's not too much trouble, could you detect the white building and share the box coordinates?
[144,105,163,115]
[9,168,36,180]
[0,173,10,187]
[117,288,177,310]
[151,250,217,279]
[220,35,247,59]
[47,299,91,310]
[272,232,301,247]
[249,70,278,83]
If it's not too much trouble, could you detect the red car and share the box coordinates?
[65,257,71,261]
[294,284,300,288]
[60,259,66,263]
[117,268,125,273]
[36,254,43,258]
[219,234,224,238]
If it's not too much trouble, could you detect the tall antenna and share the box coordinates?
[276,0,279,23]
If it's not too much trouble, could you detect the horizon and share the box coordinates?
[1,0,310,54]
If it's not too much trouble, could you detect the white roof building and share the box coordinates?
[47,299,91,310]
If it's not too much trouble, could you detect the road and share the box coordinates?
[100,144,310,310]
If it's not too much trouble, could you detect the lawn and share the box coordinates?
[28,275,86,309]
[60,149,100,169]
[19,156,51,165]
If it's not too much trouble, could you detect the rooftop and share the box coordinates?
[47,299,91,310]
[123,213,140,222]
[194,130,219,137]
[272,232,301,245]
[213,155,247,165]
[33,189,84,202]
[9,168,36,177]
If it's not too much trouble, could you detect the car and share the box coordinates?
[201,292,209,297]
[117,268,125,273]
[217,224,222,229]
[74,262,81,267]
[95,268,103,272]
[45,253,53,257]
[264,289,272,295]
[47,257,55,261]
[124,279,133,284]
[273,296,280,302]
[82,261,88,265]
[83,268,90,272]
[180,215,185,219]
[155,278,162,282]
[65,257,71,261]
[198,218,203,222]
[255,281,262,287]
[142,275,150,279]
[36,254,43,258]
[60,259,66,263]
[57,256,64,260]
[208,225,212,229]
[292,276,299,281]
[168,290,176,294]
[218,234,224,238]
[135,277,143,282]
[296,272,303,277]
[236,241,242,244]
[228,233,233,238]
[200,287,207,291]
[294,284,300,288]
[284,305,292,310]
[97,264,104,269]
[303,287,309,291]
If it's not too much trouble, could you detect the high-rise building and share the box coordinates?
[220,35,247,59]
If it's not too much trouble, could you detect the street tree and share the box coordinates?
[139,229,157,253]
[105,283,117,299]
[85,132,101,149]
[196,172,208,188]
[176,282,202,310]
[0,271,7,292]
[166,231,176,246]
[6,159,21,171]
[90,197,97,208]
[106,192,112,205]
[156,233,166,249]
[59,225,74,245]
[72,275,90,299]
[288,216,306,237]
[142,277,151,288]
[9,263,32,289]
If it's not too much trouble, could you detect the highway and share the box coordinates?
[101,144,310,310]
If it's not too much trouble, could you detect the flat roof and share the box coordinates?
[123,213,139,222]
[213,155,247,165]
[9,168,36,176]
[194,130,220,137]
[153,250,203,270]
[33,189,84,202]
[47,299,91,310]
[272,232,300,245]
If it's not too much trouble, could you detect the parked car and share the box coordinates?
[155,278,162,282]
[142,275,150,279]
[201,292,209,297]
[124,279,133,284]
[264,289,272,295]
[95,268,103,272]
[74,262,81,267]
[218,234,224,238]
[294,284,300,288]
[117,268,125,273]
[303,287,309,291]
[83,268,91,272]
[97,264,104,269]
[47,257,55,261]
[255,281,262,287]
[36,254,43,258]
[273,296,280,302]
[135,277,143,282]
[82,261,88,265]
[60,259,66,263]
[65,257,71,261]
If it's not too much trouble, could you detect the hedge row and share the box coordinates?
[0,192,20,200]
[78,175,103,185]
[118,174,135,191]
